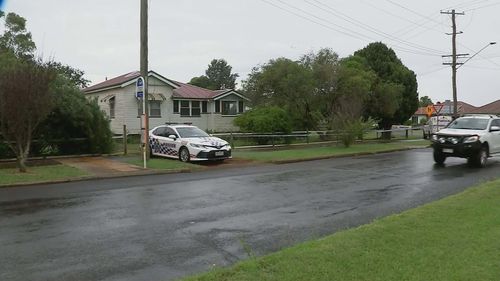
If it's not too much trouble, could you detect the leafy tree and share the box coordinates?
[0,12,112,166]
[188,75,211,89]
[48,62,91,88]
[0,11,36,59]
[189,59,239,90]
[242,58,321,130]
[419,95,433,107]
[0,59,56,172]
[300,48,341,118]
[38,76,113,155]
[353,42,418,136]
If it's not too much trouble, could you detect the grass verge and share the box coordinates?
[0,164,88,186]
[233,140,430,162]
[185,178,500,281]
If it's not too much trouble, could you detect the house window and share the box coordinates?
[238,101,244,113]
[138,100,161,117]
[180,101,190,117]
[173,100,179,113]
[215,100,221,113]
[176,100,203,117]
[150,101,161,118]
[109,97,115,119]
[191,101,201,116]
[222,101,237,116]
[202,101,208,113]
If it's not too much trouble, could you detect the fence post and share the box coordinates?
[405,129,409,139]
[306,129,309,144]
[271,132,275,148]
[123,125,128,155]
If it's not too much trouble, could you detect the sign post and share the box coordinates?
[136,77,147,169]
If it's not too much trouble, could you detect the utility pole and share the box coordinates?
[441,9,465,119]
[140,0,150,161]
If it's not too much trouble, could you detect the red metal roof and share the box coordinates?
[471,99,500,114]
[414,101,478,115]
[83,71,140,93]
[83,71,240,100]
[171,81,221,99]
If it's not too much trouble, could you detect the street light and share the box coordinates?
[457,42,497,70]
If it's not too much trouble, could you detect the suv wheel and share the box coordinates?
[179,147,190,162]
[471,146,488,168]
[433,150,446,165]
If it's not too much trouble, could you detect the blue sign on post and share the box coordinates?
[135,77,145,99]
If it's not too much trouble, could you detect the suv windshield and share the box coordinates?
[447,118,489,130]
[176,127,210,138]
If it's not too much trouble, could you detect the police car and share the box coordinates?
[149,124,232,162]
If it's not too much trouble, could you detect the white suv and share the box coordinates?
[431,115,500,167]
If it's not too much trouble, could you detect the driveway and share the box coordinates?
[0,148,499,281]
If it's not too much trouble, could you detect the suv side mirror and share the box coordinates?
[490,126,500,132]
[168,134,177,140]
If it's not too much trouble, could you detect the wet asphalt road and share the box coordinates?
[1,148,499,281]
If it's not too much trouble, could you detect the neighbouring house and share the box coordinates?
[471,99,500,115]
[412,100,478,124]
[83,71,250,134]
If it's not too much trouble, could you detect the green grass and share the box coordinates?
[233,140,430,162]
[126,158,199,170]
[185,179,500,281]
[0,164,88,186]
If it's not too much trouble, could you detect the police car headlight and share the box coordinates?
[464,135,479,143]
[189,143,204,148]
[431,134,438,142]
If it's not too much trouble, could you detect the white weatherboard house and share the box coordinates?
[83,71,249,134]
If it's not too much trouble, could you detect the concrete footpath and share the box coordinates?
[58,156,143,176]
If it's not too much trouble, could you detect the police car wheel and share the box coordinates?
[179,147,190,162]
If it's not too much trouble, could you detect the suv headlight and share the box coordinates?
[431,134,438,141]
[463,135,479,143]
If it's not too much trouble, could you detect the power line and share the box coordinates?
[303,0,446,54]
[258,0,443,57]
[385,0,447,27]
[464,1,500,11]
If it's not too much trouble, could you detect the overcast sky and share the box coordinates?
[2,0,499,106]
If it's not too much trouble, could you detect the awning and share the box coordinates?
[100,94,115,103]
[148,93,167,101]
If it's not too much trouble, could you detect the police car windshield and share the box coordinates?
[176,127,210,138]
[447,118,489,130]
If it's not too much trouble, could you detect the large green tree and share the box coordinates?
[189,59,239,90]
[300,48,341,119]
[0,11,36,59]
[353,42,418,132]
[242,58,320,130]
[0,12,112,169]
[419,95,433,107]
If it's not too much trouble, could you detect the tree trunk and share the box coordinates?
[17,154,28,173]
[16,143,29,173]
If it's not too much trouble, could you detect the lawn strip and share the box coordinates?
[185,178,500,281]
[234,140,430,162]
[0,164,88,186]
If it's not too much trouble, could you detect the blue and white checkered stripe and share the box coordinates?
[150,138,178,156]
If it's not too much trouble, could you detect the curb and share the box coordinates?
[0,168,192,189]
[270,146,430,164]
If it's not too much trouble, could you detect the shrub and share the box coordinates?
[234,106,293,145]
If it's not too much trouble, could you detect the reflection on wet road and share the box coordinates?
[0,149,499,281]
